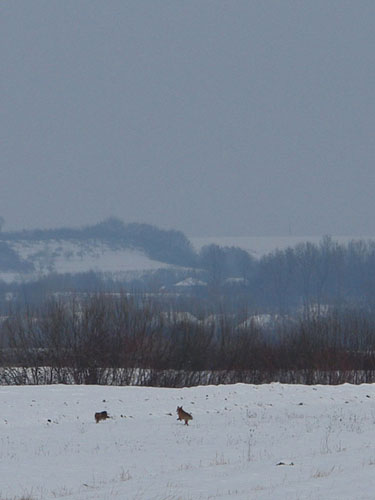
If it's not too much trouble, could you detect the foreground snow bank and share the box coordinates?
[1,383,375,500]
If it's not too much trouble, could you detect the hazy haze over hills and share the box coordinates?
[2,220,375,316]
[1,1,375,237]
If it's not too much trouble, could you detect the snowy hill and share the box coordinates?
[1,383,375,499]
[0,219,196,283]
[0,239,173,283]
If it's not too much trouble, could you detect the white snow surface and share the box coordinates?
[0,240,171,283]
[174,277,207,287]
[1,383,375,500]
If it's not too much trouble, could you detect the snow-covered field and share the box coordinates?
[15,240,171,274]
[0,240,172,283]
[1,383,375,500]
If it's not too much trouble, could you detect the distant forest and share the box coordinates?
[1,219,375,315]
[3,220,375,386]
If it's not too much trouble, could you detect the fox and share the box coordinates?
[176,406,193,425]
[95,410,110,423]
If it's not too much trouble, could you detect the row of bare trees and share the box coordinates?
[1,295,375,386]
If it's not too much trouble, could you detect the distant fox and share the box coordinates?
[176,406,193,425]
[95,411,109,423]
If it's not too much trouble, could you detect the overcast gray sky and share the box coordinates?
[1,1,374,237]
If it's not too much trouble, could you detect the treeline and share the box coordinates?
[255,237,375,311]
[1,295,375,386]
[3,223,375,315]
[196,236,375,311]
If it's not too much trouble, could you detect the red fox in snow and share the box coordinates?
[95,411,109,423]
[176,406,193,425]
